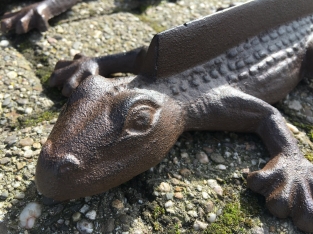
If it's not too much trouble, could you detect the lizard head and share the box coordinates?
[36,75,184,201]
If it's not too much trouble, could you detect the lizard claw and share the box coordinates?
[247,155,313,233]
[1,3,50,34]
[49,54,100,97]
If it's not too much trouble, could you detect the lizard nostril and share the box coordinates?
[58,154,80,174]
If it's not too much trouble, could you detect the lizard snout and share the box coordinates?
[57,154,81,174]
[35,141,85,201]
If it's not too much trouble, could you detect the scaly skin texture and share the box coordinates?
[36,0,313,232]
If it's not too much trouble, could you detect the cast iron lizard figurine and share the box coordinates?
[8,0,313,232]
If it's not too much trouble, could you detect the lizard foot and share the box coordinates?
[247,154,313,233]
[1,3,50,34]
[49,54,100,97]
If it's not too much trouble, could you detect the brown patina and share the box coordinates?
[3,0,313,232]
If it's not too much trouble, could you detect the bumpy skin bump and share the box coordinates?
[37,0,313,232]
[1,0,79,34]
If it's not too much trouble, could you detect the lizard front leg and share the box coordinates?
[185,87,313,233]
[1,0,79,34]
[49,46,148,96]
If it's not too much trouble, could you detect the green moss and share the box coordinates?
[18,110,58,128]
[205,190,262,234]
[153,221,161,231]
[153,206,165,219]
[305,153,313,162]
[168,224,181,234]
[18,40,33,52]
[36,66,52,85]
[137,14,167,33]
[16,38,54,86]
[206,202,242,234]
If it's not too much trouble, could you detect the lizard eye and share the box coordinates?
[124,104,160,135]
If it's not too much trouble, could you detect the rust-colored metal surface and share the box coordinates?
[17,0,313,232]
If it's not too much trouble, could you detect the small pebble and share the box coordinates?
[193,220,208,230]
[173,157,179,164]
[85,210,97,220]
[288,100,302,111]
[186,203,194,210]
[85,197,92,202]
[202,192,209,199]
[203,201,214,213]
[0,40,9,47]
[77,219,93,234]
[181,152,189,158]
[216,209,223,216]
[32,142,41,149]
[166,208,175,214]
[179,168,191,177]
[15,192,25,199]
[1,190,9,199]
[210,153,225,163]
[20,138,34,147]
[172,173,182,180]
[4,135,17,146]
[2,97,11,107]
[24,107,33,114]
[166,192,174,200]
[111,199,124,209]
[251,159,258,166]
[19,202,41,229]
[174,186,183,192]
[286,123,299,134]
[16,162,25,170]
[187,210,198,218]
[57,219,64,224]
[7,71,18,79]
[0,157,10,165]
[79,204,90,213]
[216,164,227,170]
[72,212,82,222]
[164,200,174,208]
[23,150,33,158]
[207,213,217,223]
[12,182,21,188]
[196,151,209,164]
[158,182,171,192]
[207,179,223,196]
[40,138,47,145]
[174,192,184,199]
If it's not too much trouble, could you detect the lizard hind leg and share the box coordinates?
[185,87,313,233]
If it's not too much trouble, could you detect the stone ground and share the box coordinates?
[0,0,313,233]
